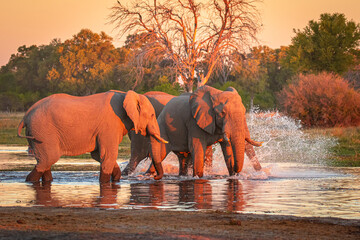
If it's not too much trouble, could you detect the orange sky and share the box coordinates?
[1,0,359,66]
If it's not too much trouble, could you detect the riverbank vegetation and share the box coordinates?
[1,12,359,127]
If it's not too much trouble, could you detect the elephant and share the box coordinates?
[123,91,262,176]
[17,90,167,183]
[122,91,175,175]
[128,86,262,177]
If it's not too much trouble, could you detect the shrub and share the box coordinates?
[0,92,24,111]
[151,76,182,96]
[278,72,360,127]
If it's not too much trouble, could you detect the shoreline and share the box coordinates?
[0,207,359,239]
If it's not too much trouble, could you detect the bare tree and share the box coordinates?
[110,0,261,91]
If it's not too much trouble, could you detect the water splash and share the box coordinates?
[130,110,337,180]
[247,109,337,165]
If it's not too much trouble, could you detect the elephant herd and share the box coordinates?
[18,86,262,183]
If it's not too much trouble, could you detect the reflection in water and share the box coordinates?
[95,183,120,208]
[0,113,358,220]
[129,181,165,208]
[179,179,212,210]
[1,165,359,220]
[30,182,60,207]
[225,180,246,212]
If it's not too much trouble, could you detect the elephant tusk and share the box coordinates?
[153,134,168,144]
[246,138,263,147]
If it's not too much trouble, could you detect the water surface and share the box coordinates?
[1,163,359,220]
[1,112,359,220]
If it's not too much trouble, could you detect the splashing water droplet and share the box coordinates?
[247,109,337,165]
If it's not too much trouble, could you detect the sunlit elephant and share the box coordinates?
[123,91,262,176]
[17,90,167,183]
[122,91,175,175]
[142,86,262,177]
[123,91,213,175]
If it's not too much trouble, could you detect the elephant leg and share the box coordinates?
[93,149,120,181]
[190,138,206,178]
[122,155,146,175]
[26,168,43,182]
[98,136,120,183]
[204,146,213,169]
[27,145,60,182]
[146,141,168,175]
[111,163,121,182]
[146,163,156,175]
[175,152,191,176]
[123,131,150,175]
[42,169,53,182]
[220,141,235,175]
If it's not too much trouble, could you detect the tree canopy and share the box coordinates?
[110,0,261,91]
[285,13,360,74]
[47,29,120,95]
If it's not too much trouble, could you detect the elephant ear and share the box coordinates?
[189,85,221,134]
[123,90,141,134]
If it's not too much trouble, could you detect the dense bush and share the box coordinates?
[278,72,360,127]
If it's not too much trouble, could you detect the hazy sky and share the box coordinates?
[1,0,360,66]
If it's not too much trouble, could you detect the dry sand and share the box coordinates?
[0,207,359,239]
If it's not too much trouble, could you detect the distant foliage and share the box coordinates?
[150,76,182,96]
[47,29,120,95]
[278,73,360,127]
[284,13,360,74]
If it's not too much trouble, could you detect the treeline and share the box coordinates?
[1,14,360,127]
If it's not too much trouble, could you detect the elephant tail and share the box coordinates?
[17,119,35,140]
[245,137,263,147]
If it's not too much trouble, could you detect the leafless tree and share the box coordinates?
[110,0,261,91]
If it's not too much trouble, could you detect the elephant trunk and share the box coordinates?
[147,120,168,144]
[230,130,246,174]
[146,119,165,179]
[243,116,262,170]
[149,135,164,180]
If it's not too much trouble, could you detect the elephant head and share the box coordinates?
[190,86,261,174]
[123,90,167,179]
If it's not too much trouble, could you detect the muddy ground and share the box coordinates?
[0,207,359,240]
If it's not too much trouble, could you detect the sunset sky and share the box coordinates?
[1,0,359,66]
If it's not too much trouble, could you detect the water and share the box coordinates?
[0,112,359,220]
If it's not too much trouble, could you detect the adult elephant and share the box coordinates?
[123,91,226,175]
[122,91,175,175]
[127,87,262,177]
[17,90,167,183]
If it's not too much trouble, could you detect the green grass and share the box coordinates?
[328,127,360,167]
[0,112,27,145]
[306,127,360,167]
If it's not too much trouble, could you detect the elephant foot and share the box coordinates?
[146,164,156,175]
[26,168,43,182]
[99,172,111,183]
[193,171,204,178]
[121,163,137,176]
[42,170,53,182]
[111,165,121,182]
